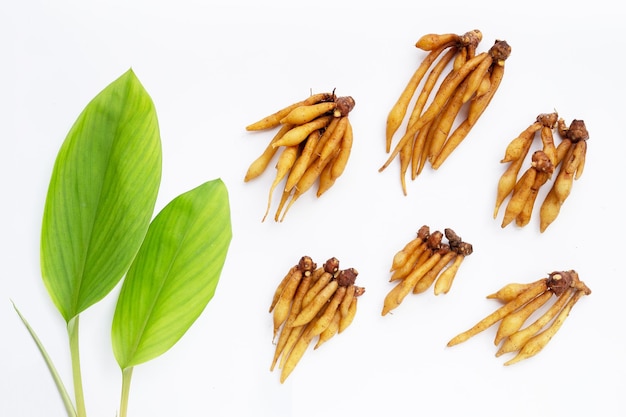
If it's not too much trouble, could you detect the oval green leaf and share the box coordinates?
[40,69,162,322]
[111,179,232,369]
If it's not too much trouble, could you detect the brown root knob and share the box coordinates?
[459,29,483,48]
[489,40,512,65]
[426,230,444,250]
[417,225,430,240]
[455,241,473,256]
[437,243,451,256]
[547,270,574,296]
[567,120,589,142]
[531,150,554,175]
[298,256,316,276]
[333,96,356,117]
[444,228,462,247]
[323,257,340,274]
[536,112,558,128]
[337,268,358,287]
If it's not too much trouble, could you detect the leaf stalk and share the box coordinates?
[68,316,87,417]
[12,301,77,417]
[119,367,134,417]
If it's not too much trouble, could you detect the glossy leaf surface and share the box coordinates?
[112,179,232,369]
[40,69,162,322]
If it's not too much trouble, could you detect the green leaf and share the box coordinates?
[111,179,232,369]
[40,69,162,322]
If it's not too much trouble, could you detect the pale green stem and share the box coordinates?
[119,367,134,417]
[67,316,87,417]
[12,301,77,417]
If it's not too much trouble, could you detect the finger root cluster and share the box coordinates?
[382,30,512,195]
[382,225,473,316]
[245,91,356,222]
[494,114,589,231]
[269,256,365,383]
[447,270,591,365]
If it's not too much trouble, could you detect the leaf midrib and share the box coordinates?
[71,84,132,318]
[126,216,192,365]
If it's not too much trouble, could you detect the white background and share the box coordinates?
[2,1,624,416]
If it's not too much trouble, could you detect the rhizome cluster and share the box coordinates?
[243,29,591,382]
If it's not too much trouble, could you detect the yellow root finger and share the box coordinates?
[302,270,333,308]
[381,280,404,316]
[263,145,299,222]
[330,118,353,181]
[406,47,459,131]
[302,258,339,307]
[474,69,492,98]
[461,55,493,103]
[411,120,433,179]
[319,116,348,164]
[503,289,584,366]
[284,130,321,192]
[501,167,537,228]
[573,140,587,180]
[538,140,585,232]
[391,246,430,282]
[466,57,504,126]
[339,284,355,317]
[270,323,293,371]
[244,124,293,182]
[493,289,552,346]
[280,101,337,125]
[312,116,340,157]
[272,268,304,338]
[430,117,471,170]
[390,235,424,272]
[515,169,551,227]
[453,46,467,70]
[283,274,313,330]
[500,123,540,164]
[414,33,459,51]
[427,79,469,163]
[496,287,574,356]
[486,280,542,303]
[493,155,528,219]
[538,187,562,233]
[552,144,578,202]
[432,65,505,171]
[277,323,305,370]
[273,115,333,148]
[308,266,325,286]
[540,125,558,166]
[433,254,464,295]
[554,137,573,166]
[380,52,489,172]
[277,155,329,221]
[291,280,339,327]
[316,154,338,198]
[273,188,292,222]
[399,136,412,195]
[270,265,298,313]
[280,326,314,383]
[412,249,455,294]
[246,102,304,131]
[309,286,346,337]
[392,251,443,310]
[339,296,358,333]
[447,278,548,347]
[314,309,341,349]
[303,92,336,106]
[386,44,449,152]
